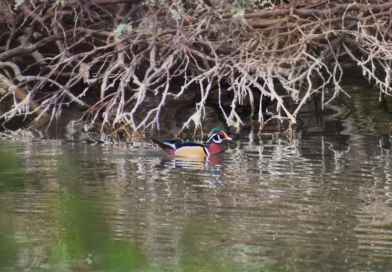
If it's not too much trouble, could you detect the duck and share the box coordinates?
[152,128,232,157]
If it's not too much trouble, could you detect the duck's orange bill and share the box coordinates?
[225,134,233,141]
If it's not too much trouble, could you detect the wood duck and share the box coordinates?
[152,128,232,157]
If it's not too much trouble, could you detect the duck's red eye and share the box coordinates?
[219,131,224,135]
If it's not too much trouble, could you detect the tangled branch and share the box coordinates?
[0,0,391,134]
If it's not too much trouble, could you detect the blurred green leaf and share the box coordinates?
[0,151,25,191]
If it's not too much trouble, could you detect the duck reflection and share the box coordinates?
[173,156,229,188]
[172,155,222,168]
[152,154,229,188]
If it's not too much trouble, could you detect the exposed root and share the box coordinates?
[0,1,391,134]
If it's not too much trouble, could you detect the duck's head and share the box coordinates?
[206,128,232,143]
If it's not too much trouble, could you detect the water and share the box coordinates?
[1,84,392,271]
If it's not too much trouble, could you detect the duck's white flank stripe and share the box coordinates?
[203,147,210,156]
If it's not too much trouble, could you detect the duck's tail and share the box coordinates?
[151,139,175,154]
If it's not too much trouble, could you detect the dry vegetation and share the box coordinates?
[1,0,392,136]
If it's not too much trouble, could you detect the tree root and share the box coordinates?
[0,0,391,135]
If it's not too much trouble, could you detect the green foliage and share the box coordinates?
[54,0,65,6]
[13,0,26,9]
[112,23,133,41]
[231,0,273,9]
[168,0,183,20]
[14,0,66,10]
[228,0,274,17]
